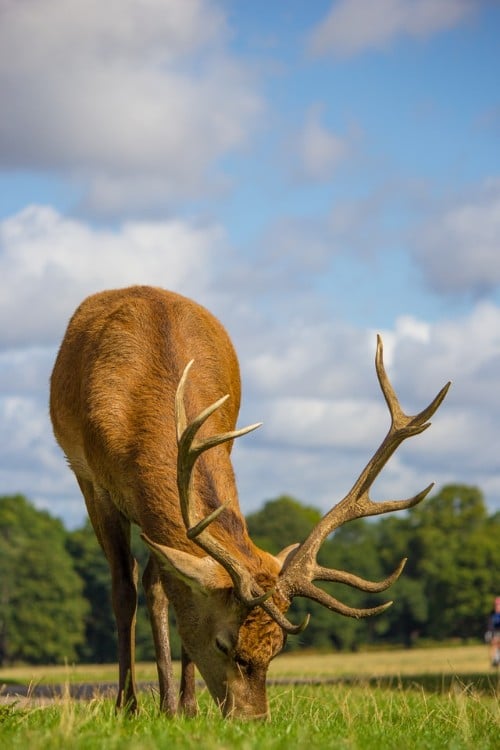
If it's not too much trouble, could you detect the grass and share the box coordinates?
[1,646,499,749]
[0,644,490,684]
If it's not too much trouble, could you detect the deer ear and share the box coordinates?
[274,543,300,572]
[141,534,229,593]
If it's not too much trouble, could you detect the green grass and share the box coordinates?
[1,647,499,749]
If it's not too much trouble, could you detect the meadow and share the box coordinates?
[1,645,498,749]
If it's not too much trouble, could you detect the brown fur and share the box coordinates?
[50,286,288,719]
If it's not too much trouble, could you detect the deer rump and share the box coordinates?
[49,285,449,719]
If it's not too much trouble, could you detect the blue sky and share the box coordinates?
[1,0,500,528]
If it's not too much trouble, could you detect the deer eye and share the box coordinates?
[235,654,250,672]
[215,636,230,656]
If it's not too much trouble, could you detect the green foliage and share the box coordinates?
[406,484,499,641]
[246,495,321,553]
[66,521,117,663]
[247,496,343,651]
[0,495,88,665]
[66,521,181,663]
[319,520,389,649]
[246,487,500,650]
[2,484,498,665]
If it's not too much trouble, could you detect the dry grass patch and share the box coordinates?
[269,644,491,679]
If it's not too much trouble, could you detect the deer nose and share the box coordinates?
[230,710,270,721]
[224,703,270,721]
[248,711,270,721]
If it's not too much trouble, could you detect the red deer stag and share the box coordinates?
[50,286,449,719]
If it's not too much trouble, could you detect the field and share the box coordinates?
[1,646,499,749]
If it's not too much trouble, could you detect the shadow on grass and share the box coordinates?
[2,672,499,701]
[269,672,499,696]
[367,671,499,696]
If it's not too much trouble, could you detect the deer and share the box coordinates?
[49,285,449,719]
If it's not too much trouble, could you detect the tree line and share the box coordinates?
[0,484,498,665]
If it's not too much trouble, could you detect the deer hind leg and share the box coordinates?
[77,478,139,712]
[142,555,177,715]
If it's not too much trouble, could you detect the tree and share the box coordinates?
[67,521,182,662]
[2,484,495,664]
[409,484,497,640]
[0,495,88,665]
[247,498,383,651]
[246,495,321,553]
[375,515,428,646]
[66,521,117,662]
[318,519,392,650]
[245,486,500,650]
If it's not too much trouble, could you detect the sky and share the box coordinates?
[1,0,500,529]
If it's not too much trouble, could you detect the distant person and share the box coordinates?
[486,597,500,667]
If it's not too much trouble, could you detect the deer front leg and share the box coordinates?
[142,555,177,715]
[179,646,197,716]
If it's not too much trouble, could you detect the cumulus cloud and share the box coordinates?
[2,202,500,525]
[0,347,54,397]
[286,105,352,183]
[3,283,500,525]
[242,319,376,399]
[262,396,388,450]
[0,202,233,524]
[0,204,225,348]
[0,390,82,522]
[308,0,476,58]
[389,302,500,414]
[234,300,500,515]
[414,181,500,295]
[0,0,261,215]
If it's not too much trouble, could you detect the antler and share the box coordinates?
[175,361,308,634]
[276,335,451,619]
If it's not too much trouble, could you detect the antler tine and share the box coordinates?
[261,601,311,634]
[314,557,407,592]
[277,336,450,618]
[175,360,258,568]
[376,335,450,434]
[294,581,394,619]
[175,361,301,623]
[176,360,262,458]
[282,558,407,621]
[175,359,194,440]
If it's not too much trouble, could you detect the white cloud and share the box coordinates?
[2,204,500,526]
[287,105,352,183]
[308,0,475,58]
[3,281,500,528]
[414,180,500,295]
[235,301,500,516]
[0,347,54,397]
[391,302,500,411]
[263,396,388,450]
[0,205,225,348]
[0,0,261,214]
[0,2,498,532]
[0,391,83,525]
[242,320,376,399]
[0,200,228,524]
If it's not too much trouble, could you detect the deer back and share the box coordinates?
[50,285,243,549]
